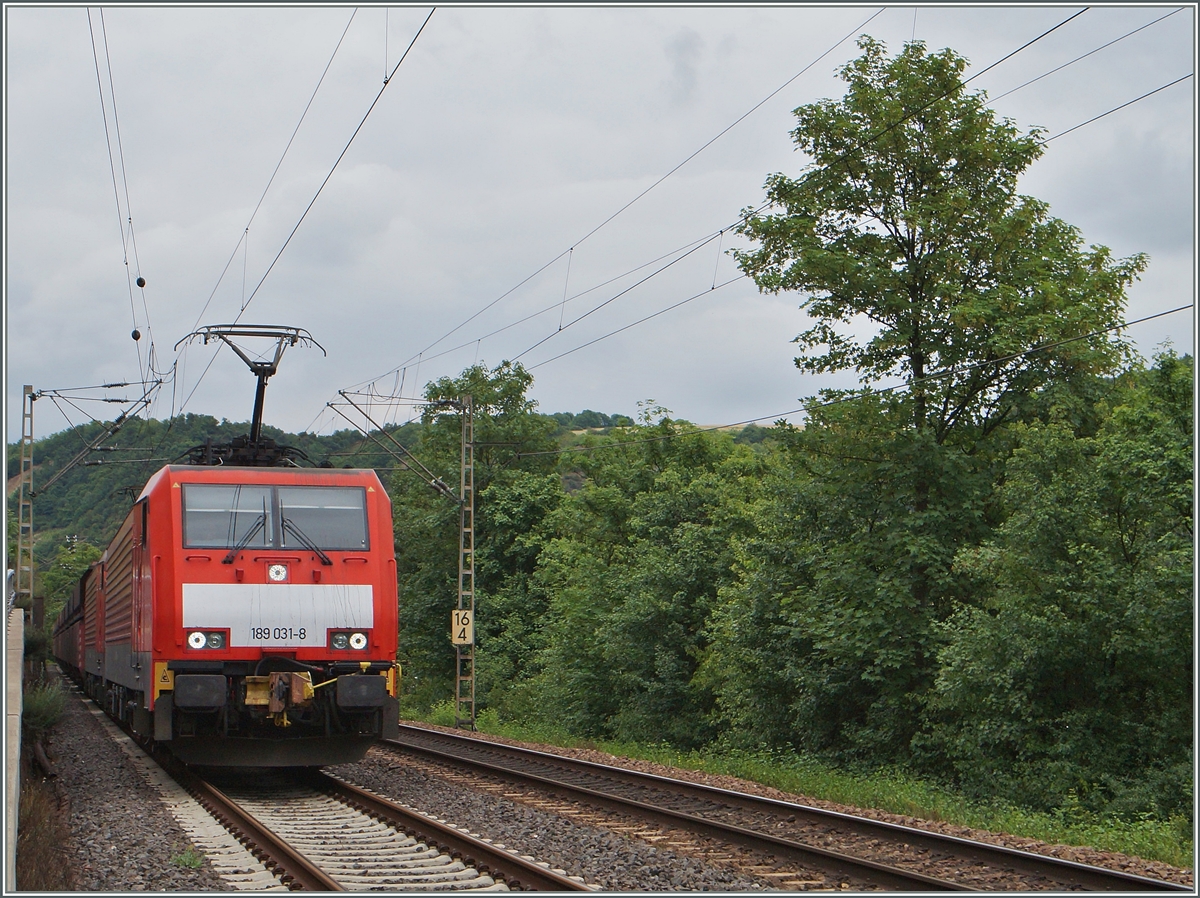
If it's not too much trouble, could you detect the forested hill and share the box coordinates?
[5,408,634,561]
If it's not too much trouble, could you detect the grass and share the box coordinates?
[22,681,65,738]
[16,759,73,891]
[407,703,1193,870]
[170,846,205,869]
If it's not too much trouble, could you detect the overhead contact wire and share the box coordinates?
[232,7,435,323]
[191,7,360,330]
[516,304,1194,459]
[367,6,1091,398]
[381,7,887,376]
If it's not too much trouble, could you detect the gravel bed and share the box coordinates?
[397,722,1196,889]
[334,749,773,891]
[43,675,228,892]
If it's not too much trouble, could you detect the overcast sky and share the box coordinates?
[5,4,1195,443]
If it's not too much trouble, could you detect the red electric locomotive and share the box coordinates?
[53,325,400,765]
[54,464,399,766]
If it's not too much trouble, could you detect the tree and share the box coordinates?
[714,37,1150,764]
[391,361,558,708]
[514,419,770,747]
[734,37,1146,446]
[928,353,1193,819]
[40,538,102,632]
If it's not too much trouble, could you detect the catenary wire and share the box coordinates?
[169,9,433,427]
[87,8,144,384]
[514,304,1194,459]
[504,8,1089,368]
[1040,73,1193,144]
[378,7,888,378]
[527,274,748,370]
[190,8,359,331]
[988,7,1184,103]
[512,234,722,361]
[335,26,1119,447]
[230,8,435,324]
[346,233,719,389]
[99,10,165,388]
[322,7,1094,441]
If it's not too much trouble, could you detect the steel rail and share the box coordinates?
[168,761,343,891]
[390,725,1190,893]
[304,768,593,891]
[387,730,969,891]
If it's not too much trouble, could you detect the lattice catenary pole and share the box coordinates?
[453,395,476,729]
[14,386,36,615]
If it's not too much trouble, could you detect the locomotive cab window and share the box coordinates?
[181,483,368,550]
[279,487,368,551]
[182,485,273,549]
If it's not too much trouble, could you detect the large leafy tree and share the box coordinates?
[734,37,1146,445]
[928,353,1193,819]
[715,37,1150,763]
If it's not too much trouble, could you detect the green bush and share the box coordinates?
[23,628,49,668]
[22,682,64,738]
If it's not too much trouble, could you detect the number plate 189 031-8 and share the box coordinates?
[182,583,374,647]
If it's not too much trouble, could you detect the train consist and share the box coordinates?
[53,464,400,765]
[52,325,400,766]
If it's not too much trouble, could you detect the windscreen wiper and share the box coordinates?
[281,516,333,566]
[222,513,266,564]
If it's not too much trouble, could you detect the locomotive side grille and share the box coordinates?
[105,516,135,644]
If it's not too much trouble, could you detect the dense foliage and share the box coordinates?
[377,351,1190,826]
[8,38,1190,831]
[381,39,1190,827]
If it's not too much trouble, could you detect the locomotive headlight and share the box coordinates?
[267,563,288,582]
[331,632,350,650]
[206,632,225,650]
[187,631,207,649]
[349,632,368,650]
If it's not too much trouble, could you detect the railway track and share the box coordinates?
[61,674,591,891]
[165,761,593,891]
[384,725,1190,892]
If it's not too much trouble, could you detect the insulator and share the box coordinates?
[136,276,146,288]
[131,329,141,341]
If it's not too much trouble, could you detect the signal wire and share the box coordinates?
[514,303,1194,459]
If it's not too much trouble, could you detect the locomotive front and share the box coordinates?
[149,465,399,766]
